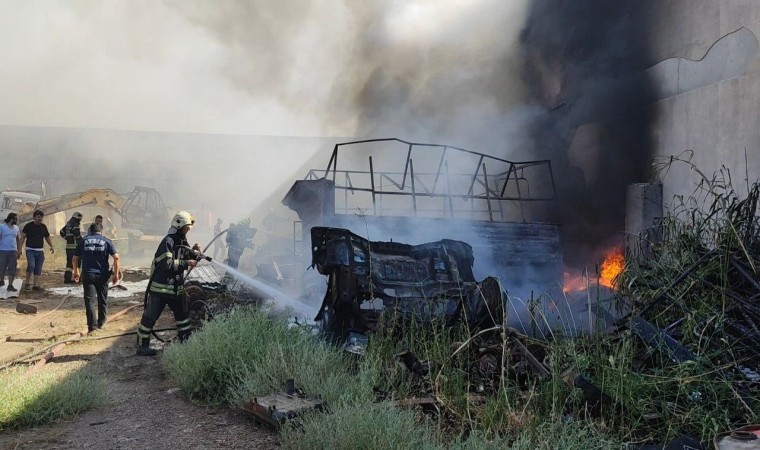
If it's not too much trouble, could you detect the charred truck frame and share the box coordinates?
[311,226,505,339]
[283,138,562,334]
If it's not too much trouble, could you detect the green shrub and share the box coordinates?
[0,365,106,430]
[163,307,373,407]
[280,402,440,450]
[483,420,618,450]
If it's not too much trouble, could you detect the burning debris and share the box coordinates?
[290,162,759,446]
[309,226,505,340]
[283,138,563,306]
[171,143,757,447]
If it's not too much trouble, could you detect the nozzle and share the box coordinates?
[192,249,212,262]
[180,245,212,262]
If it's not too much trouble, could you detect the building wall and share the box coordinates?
[645,1,760,203]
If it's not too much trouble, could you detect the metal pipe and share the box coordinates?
[401,144,413,190]
[467,155,485,196]
[431,146,447,192]
[483,163,493,221]
[410,158,417,217]
[324,145,337,178]
[445,161,453,217]
[369,156,377,215]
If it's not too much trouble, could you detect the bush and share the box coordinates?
[165,308,631,447]
[280,402,440,450]
[163,307,373,407]
[0,365,106,430]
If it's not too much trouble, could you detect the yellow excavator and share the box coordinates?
[18,187,171,255]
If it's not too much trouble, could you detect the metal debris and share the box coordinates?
[311,226,505,340]
[242,379,324,428]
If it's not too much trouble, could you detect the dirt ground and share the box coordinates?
[0,265,278,449]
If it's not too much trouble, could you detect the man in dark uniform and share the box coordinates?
[136,211,200,356]
[72,223,120,333]
[225,218,256,270]
[60,211,83,283]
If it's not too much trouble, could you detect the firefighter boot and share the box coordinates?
[136,335,157,356]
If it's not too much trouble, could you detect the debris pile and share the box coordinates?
[313,167,760,446]
[610,169,760,442]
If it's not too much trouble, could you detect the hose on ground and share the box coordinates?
[0,327,178,371]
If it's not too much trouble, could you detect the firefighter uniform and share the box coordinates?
[60,213,83,283]
[136,211,196,356]
[225,219,256,269]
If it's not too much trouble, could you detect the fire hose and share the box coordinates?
[0,327,178,372]
[140,244,212,342]
[1,293,74,343]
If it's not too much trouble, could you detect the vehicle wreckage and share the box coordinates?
[310,226,505,339]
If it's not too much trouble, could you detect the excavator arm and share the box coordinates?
[18,189,126,223]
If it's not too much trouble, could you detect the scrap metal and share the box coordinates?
[310,226,505,340]
[242,379,324,428]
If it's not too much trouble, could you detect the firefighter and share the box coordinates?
[60,211,83,283]
[136,211,200,356]
[225,218,256,270]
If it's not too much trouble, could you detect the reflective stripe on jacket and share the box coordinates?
[59,219,82,250]
[148,233,190,297]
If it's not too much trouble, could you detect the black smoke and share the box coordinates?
[519,0,657,267]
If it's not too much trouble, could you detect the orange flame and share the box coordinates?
[562,246,625,293]
[563,271,588,293]
[599,247,624,289]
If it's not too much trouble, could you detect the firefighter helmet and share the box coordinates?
[72,211,83,220]
[171,211,195,229]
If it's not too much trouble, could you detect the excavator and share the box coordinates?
[17,187,171,255]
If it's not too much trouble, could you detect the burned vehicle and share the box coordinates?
[311,227,505,339]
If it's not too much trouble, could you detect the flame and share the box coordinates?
[562,246,625,293]
[563,271,588,293]
[599,247,624,289]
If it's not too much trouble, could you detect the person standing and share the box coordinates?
[86,215,103,236]
[19,210,55,291]
[72,223,120,333]
[87,215,115,238]
[136,211,199,356]
[0,213,21,292]
[213,218,224,260]
[225,218,256,269]
[60,211,83,283]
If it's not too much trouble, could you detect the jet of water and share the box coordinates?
[209,259,317,319]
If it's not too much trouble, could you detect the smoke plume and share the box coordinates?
[519,0,657,266]
[0,1,658,271]
[177,0,658,268]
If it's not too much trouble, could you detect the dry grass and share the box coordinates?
[0,363,106,430]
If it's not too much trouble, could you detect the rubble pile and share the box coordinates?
[332,173,760,446]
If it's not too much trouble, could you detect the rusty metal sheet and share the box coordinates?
[242,383,324,428]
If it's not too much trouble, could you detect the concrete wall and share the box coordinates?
[645,1,760,204]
